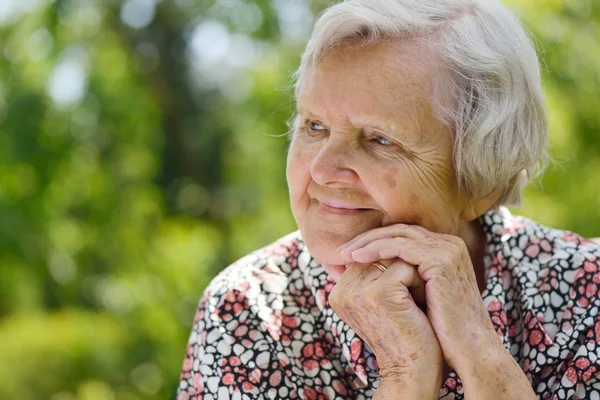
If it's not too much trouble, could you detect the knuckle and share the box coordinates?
[437,267,450,279]
[419,228,434,240]
[447,235,468,252]
[390,284,411,300]
[418,234,432,245]
[449,251,462,266]
[393,237,406,247]
[411,224,429,234]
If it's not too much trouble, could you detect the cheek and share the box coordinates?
[379,184,460,234]
[383,167,398,189]
[372,165,439,228]
[286,144,313,201]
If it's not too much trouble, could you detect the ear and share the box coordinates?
[460,188,504,221]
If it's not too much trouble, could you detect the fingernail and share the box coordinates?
[341,240,356,250]
[340,251,354,263]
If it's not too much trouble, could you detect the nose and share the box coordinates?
[309,136,359,187]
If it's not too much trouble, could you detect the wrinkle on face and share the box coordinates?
[286,39,471,268]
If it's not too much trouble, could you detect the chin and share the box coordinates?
[302,234,349,282]
[301,228,350,267]
[304,239,343,267]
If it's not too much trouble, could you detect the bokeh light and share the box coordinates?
[0,0,598,399]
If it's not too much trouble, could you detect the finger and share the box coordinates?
[337,262,371,285]
[369,259,422,314]
[345,237,454,280]
[338,261,387,285]
[382,258,425,288]
[338,224,433,257]
[341,237,414,263]
[360,258,398,282]
[379,259,426,309]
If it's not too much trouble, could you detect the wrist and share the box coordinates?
[455,343,512,387]
[456,344,537,400]
[378,360,442,399]
[451,328,505,375]
[375,375,440,400]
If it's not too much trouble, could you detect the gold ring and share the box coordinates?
[372,261,387,272]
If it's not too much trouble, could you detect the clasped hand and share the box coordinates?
[328,223,502,392]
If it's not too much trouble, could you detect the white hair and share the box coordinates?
[291,0,549,206]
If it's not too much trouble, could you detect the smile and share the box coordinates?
[316,200,373,215]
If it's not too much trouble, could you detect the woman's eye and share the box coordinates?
[309,122,327,132]
[374,135,391,146]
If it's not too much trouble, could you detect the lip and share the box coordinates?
[317,200,373,215]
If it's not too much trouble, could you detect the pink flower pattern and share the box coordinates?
[178,208,600,399]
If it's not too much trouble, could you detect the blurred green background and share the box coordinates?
[0,0,598,399]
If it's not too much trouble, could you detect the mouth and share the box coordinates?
[317,200,374,215]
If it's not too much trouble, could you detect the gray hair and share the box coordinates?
[291,0,549,206]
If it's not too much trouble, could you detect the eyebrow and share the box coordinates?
[297,105,389,132]
[296,105,422,149]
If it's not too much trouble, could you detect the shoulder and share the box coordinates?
[186,230,321,353]
[484,211,600,397]
[194,230,308,321]
[482,208,600,336]
[484,208,600,276]
[179,231,311,397]
[492,210,600,309]
[200,230,308,304]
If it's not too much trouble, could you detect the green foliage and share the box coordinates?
[0,0,598,399]
[501,0,600,235]
[0,311,131,400]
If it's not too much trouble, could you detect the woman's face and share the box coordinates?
[286,41,471,278]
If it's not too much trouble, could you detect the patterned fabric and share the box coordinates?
[178,208,600,399]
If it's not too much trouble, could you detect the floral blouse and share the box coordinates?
[178,208,600,399]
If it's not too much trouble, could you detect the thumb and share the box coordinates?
[373,259,430,330]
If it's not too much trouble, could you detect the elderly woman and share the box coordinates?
[178,0,600,398]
